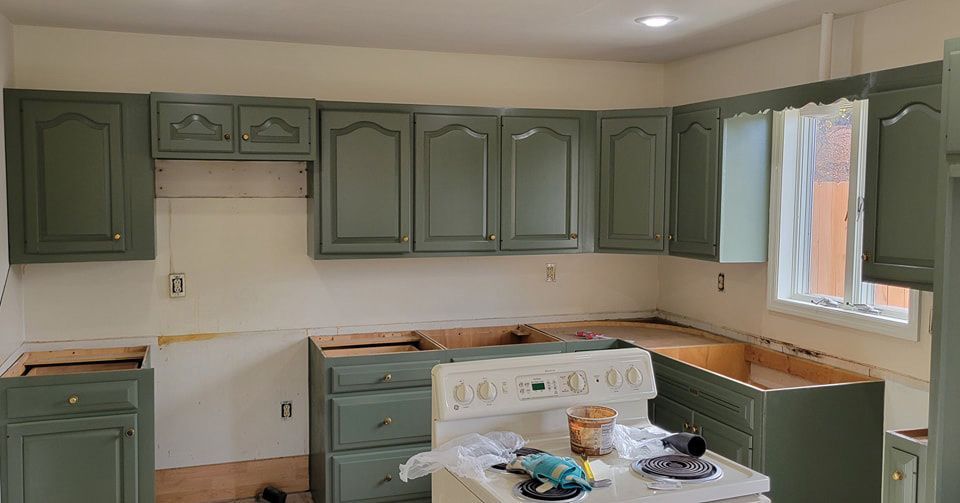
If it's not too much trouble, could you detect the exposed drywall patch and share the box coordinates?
[156,160,307,198]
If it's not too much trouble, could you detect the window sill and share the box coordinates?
[767,296,920,341]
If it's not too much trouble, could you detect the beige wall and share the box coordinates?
[0,14,23,365]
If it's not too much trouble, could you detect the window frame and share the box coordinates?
[767,100,920,341]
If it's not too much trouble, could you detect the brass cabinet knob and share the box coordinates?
[488,234,497,241]
[383,373,393,382]
[655,234,662,241]
[401,235,409,243]
[241,132,250,141]
[384,474,393,483]
[570,233,578,240]
[892,470,904,481]
[668,234,674,241]
[125,428,136,438]
[683,421,690,431]
[67,395,79,405]
[113,233,121,241]
[382,417,393,426]
[862,253,871,262]
[223,133,231,140]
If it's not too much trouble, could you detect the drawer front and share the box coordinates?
[5,380,139,420]
[331,360,440,394]
[156,102,235,154]
[885,447,918,503]
[654,362,755,432]
[331,389,431,450]
[332,445,431,503]
[238,103,314,156]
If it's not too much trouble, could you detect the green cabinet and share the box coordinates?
[415,114,499,252]
[501,117,579,251]
[151,93,316,160]
[669,108,720,259]
[320,111,412,255]
[330,445,431,503]
[598,114,668,252]
[6,414,139,503]
[947,43,960,155]
[4,90,155,264]
[693,411,753,467]
[883,430,927,503]
[863,85,942,291]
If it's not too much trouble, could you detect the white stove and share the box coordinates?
[430,348,770,503]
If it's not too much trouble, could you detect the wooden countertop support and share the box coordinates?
[2,346,149,378]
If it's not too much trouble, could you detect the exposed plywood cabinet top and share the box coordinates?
[2,345,149,378]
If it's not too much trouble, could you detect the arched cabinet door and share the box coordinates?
[320,111,412,255]
[863,85,942,290]
[5,90,155,263]
[500,117,579,251]
[414,114,499,252]
[669,108,720,260]
[599,115,668,252]
[155,101,235,154]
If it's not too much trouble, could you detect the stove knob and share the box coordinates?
[477,380,498,402]
[567,372,586,393]
[626,366,643,386]
[606,369,623,389]
[454,383,474,404]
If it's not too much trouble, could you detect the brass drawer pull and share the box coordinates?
[384,474,393,482]
[892,470,904,481]
[683,421,690,431]
[488,234,497,241]
[655,234,662,241]
[67,395,79,405]
[383,373,393,383]
[570,233,578,240]
[382,417,393,426]
[125,428,136,438]
[241,132,251,141]
[401,235,409,243]
[113,233,122,241]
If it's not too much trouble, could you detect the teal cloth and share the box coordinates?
[520,453,592,492]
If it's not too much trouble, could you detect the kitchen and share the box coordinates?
[0,0,954,502]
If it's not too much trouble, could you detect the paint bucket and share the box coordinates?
[566,405,618,456]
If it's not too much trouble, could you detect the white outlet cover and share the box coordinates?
[546,263,557,283]
[169,273,186,298]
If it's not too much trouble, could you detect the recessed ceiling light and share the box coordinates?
[635,15,678,28]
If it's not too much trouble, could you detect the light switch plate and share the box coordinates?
[169,273,185,298]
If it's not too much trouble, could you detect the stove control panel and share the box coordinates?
[433,348,657,420]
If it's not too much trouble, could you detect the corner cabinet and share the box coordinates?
[863,85,942,291]
[151,93,317,160]
[4,90,155,263]
[883,429,927,503]
[598,112,668,253]
[320,111,412,255]
[669,108,720,259]
[414,114,500,253]
[501,117,579,251]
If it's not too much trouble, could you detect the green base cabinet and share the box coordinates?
[4,90,155,264]
[883,429,927,503]
[648,351,884,503]
[150,93,317,160]
[0,362,154,502]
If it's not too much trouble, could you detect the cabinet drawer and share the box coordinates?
[332,445,431,503]
[654,363,755,432]
[331,389,431,450]
[330,360,439,393]
[5,380,139,420]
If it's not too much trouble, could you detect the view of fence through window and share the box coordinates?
[804,106,910,309]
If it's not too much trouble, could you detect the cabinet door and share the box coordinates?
[649,396,694,434]
[693,412,753,468]
[20,100,127,255]
[863,85,941,290]
[321,111,412,254]
[6,414,138,503]
[238,103,314,157]
[415,114,499,252]
[947,43,960,155]
[599,116,667,252]
[155,101,235,154]
[884,448,919,503]
[501,117,579,251]
[670,108,720,259]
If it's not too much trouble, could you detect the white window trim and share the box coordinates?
[766,101,920,341]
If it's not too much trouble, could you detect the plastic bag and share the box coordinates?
[398,431,526,483]
[611,423,672,459]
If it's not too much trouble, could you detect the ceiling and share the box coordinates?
[0,0,903,63]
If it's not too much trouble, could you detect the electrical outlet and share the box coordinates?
[546,263,557,283]
[281,401,292,420]
[718,273,725,292]
[169,273,185,298]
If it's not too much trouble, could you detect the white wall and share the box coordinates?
[0,14,23,366]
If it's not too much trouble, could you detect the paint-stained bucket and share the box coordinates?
[566,405,618,456]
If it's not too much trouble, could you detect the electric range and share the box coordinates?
[430,348,770,503]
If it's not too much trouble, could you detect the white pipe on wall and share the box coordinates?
[819,12,835,80]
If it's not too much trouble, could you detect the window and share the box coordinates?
[768,100,919,340]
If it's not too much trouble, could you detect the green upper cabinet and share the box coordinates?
[501,116,579,251]
[863,85,942,291]
[947,44,960,155]
[415,114,499,252]
[670,108,720,259]
[598,114,668,252]
[4,90,155,264]
[6,414,139,503]
[321,110,412,255]
[151,93,316,160]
